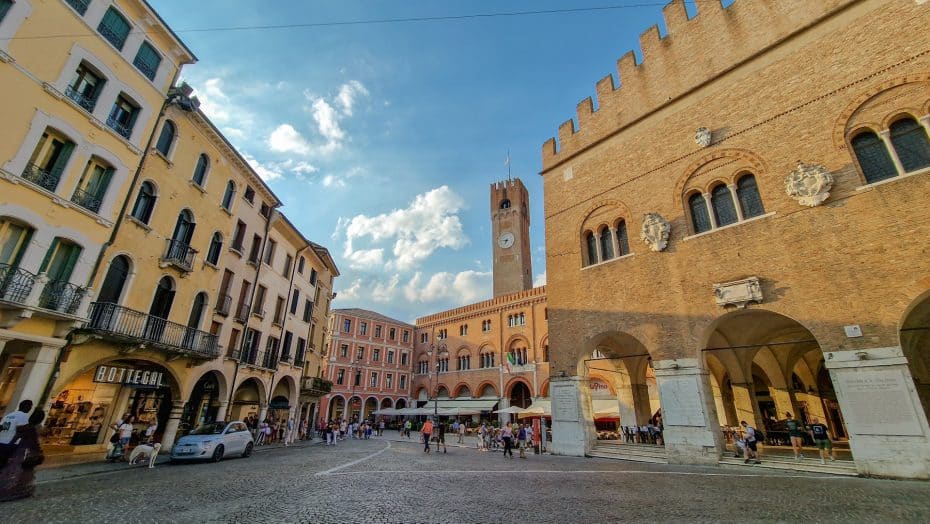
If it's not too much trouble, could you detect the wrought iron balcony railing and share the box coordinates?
[294,351,306,366]
[262,350,279,370]
[38,279,85,315]
[162,239,196,272]
[66,0,90,15]
[87,302,219,358]
[105,115,132,139]
[132,55,157,80]
[64,85,97,112]
[214,293,232,316]
[21,163,61,192]
[233,302,250,323]
[70,187,102,213]
[301,376,333,395]
[0,263,36,305]
[98,22,127,50]
[231,346,278,370]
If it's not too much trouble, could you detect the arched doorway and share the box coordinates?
[703,309,851,459]
[98,255,131,304]
[348,395,362,421]
[582,332,659,435]
[145,276,175,342]
[183,371,222,432]
[182,292,208,349]
[328,396,345,421]
[364,397,378,421]
[901,292,930,420]
[509,381,532,410]
[43,359,177,449]
[269,377,294,425]
[231,378,265,422]
[380,398,393,410]
[395,398,407,410]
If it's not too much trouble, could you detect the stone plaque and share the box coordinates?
[659,377,706,427]
[834,368,924,436]
[552,382,580,422]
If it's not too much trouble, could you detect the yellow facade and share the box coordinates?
[0,0,194,428]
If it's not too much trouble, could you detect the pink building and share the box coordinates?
[320,308,415,422]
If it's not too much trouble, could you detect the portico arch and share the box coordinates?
[580,330,658,429]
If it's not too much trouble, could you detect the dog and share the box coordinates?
[128,442,161,468]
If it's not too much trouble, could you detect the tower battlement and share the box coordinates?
[541,0,855,171]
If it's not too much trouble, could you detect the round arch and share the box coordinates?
[395,398,407,410]
[271,374,298,408]
[452,382,472,398]
[475,381,498,398]
[327,395,346,421]
[380,397,394,409]
[504,376,533,398]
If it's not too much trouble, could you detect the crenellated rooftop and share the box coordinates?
[416,285,546,327]
[541,0,855,172]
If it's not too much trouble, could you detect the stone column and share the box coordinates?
[728,183,744,221]
[770,387,795,418]
[160,400,187,449]
[8,343,61,409]
[653,359,724,465]
[257,403,268,423]
[631,383,652,425]
[614,372,637,429]
[729,382,765,430]
[877,130,905,176]
[608,226,620,259]
[215,400,229,422]
[824,347,930,479]
[702,194,717,229]
[0,334,12,361]
[549,376,595,457]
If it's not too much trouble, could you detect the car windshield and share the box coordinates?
[189,423,226,435]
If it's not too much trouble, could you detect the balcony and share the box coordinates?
[64,85,97,112]
[66,0,90,15]
[105,115,132,139]
[233,302,250,323]
[214,294,232,316]
[301,377,333,396]
[0,264,36,305]
[39,279,85,315]
[132,55,157,81]
[86,302,219,359]
[161,239,196,272]
[21,163,61,192]
[231,346,277,370]
[70,187,102,213]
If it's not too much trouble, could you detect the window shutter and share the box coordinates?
[49,142,75,178]
[91,167,115,200]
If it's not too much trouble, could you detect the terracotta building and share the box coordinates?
[320,309,415,422]
[540,0,930,478]
[412,179,550,419]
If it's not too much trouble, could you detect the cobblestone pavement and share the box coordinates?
[6,436,930,523]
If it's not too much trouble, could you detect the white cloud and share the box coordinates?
[371,275,400,303]
[322,174,342,188]
[336,80,369,116]
[241,152,283,182]
[311,98,345,151]
[335,279,363,301]
[347,248,385,270]
[340,186,468,272]
[222,127,245,139]
[195,77,231,123]
[534,272,547,287]
[403,270,491,305]
[268,124,312,155]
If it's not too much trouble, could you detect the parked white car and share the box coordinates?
[170,421,253,462]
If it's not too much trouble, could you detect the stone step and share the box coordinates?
[588,450,669,464]
[718,457,859,476]
[592,445,669,457]
[596,441,665,451]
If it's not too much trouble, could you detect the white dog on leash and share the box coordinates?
[128,442,162,468]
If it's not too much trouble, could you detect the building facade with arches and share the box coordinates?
[540,0,930,478]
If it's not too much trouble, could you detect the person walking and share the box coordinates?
[378,419,385,436]
[517,424,528,459]
[285,418,295,447]
[421,419,434,453]
[0,409,45,502]
[458,421,466,444]
[0,400,33,449]
[740,420,761,464]
[501,422,514,459]
[784,412,805,460]
[436,421,447,453]
[809,417,836,464]
[404,419,412,439]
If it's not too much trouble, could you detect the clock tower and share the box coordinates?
[491,178,533,297]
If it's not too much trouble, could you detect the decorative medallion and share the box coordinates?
[785,160,834,207]
[641,213,670,252]
[694,127,712,148]
[713,277,763,309]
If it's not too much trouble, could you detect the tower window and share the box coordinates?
[500,199,511,209]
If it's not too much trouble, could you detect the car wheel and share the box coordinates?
[242,442,253,458]
[211,445,224,462]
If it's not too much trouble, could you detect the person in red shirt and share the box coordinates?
[421,419,434,454]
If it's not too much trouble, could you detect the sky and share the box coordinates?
[148,0,704,323]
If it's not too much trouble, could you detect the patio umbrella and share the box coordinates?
[493,406,524,414]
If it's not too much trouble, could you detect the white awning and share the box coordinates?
[518,399,551,418]
[593,399,620,419]
[433,399,499,413]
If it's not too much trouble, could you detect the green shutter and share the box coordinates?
[0,0,13,23]
[90,167,114,200]
[39,238,60,274]
[49,142,75,178]
[99,8,130,50]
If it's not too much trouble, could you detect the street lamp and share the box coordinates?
[350,354,362,423]
[428,342,446,421]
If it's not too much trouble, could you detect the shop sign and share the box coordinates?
[94,365,167,388]
[269,398,290,409]
[590,380,609,391]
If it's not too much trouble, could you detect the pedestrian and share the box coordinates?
[458,420,466,444]
[379,419,385,436]
[517,423,528,459]
[143,419,158,444]
[784,412,805,460]
[501,422,514,459]
[404,419,412,439]
[436,421,447,453]
[109,415,134,461]
[421,419,434,453]
[809,417,835,464]
[299,419,308,441]
[0,408,45,502]
[0,400,33,456]
[285,418,295,447]
[256,420,267,446]
[740,420,762,464]
[265,420,274,444]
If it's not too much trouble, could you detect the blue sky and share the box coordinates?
[149,0,700,323]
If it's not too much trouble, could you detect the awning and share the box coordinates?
[593,399,620,419]
[518,399,551,418]
[373,408,399,416]
[434,399,499,411]
[493,406,524,414]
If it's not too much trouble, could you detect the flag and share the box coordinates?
[505,351,516,373]
[504,153,510,167]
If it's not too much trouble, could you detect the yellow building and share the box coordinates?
[0,0,195,427]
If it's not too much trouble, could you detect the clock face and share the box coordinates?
[498,232,515,249]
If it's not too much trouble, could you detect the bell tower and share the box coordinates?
[491,178,532,297]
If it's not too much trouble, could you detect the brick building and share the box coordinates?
[412,179,550,420]
[320,309,415,422]
[540,0,930,478]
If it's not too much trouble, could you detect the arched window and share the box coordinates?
[131,181,156,224]
[615,220,630,256]
[221,180,236,210]
[98,255,131,304]
[851,131,897,184]
[598,227,614,261]
[711,184,738,227]
[0,218,33,269]
[688,193,712,234]
[172,210,195,245]
[500,199,511,209]
[192,154,209,186]
[155,120,175,156]
[585,231,598,265]
[206,232,223,265]
[736,174,765,219]
[889,117,930,173]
